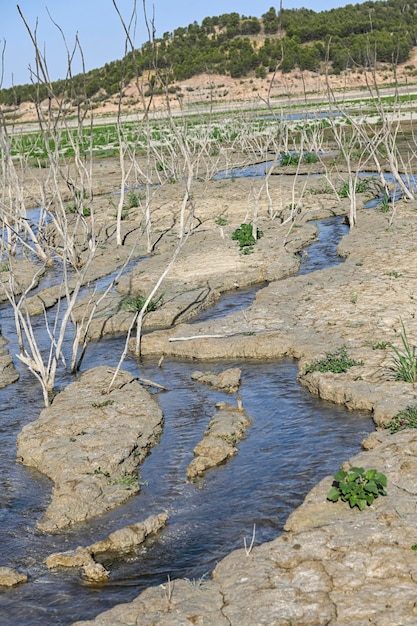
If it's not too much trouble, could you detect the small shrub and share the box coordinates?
[119,293,164,313]
[67,204,91,217]
[280,152,300,166]
[126,190,143,209]
[389,321,417,383]
[304,346,363,375]
[379,193,390,213]
[338,180,368,198]
[327,467,387,510]
[303,151,319,164]
[231,223,263,254]
[385,406,417,433]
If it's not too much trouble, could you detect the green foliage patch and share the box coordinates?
[304,346,363,375]
[231,223,263,254]
[327,467,387,511]
[385,405,417,433]
[338,179,369,198]
[119,293,164,313]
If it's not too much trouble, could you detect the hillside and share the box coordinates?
[2,0,417,119]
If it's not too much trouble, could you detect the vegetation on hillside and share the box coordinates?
[1,0,416,106]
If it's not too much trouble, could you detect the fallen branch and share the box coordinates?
[169,334,232,342]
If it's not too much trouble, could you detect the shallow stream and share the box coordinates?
[0,210,373,625]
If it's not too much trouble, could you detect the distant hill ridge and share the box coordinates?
[1,0,416,106]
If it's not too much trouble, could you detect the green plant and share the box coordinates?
[119,292,164,313]
[215,216,228,226]
[231,223,263,254]
[379,193,390,213]
[372,341,391,350]
[111,474,137,489]
[389,321,417,383]
[327,467,387,510]
[385,406,417,433]
[280,152,300,166]
[67,203,91,216]
[303,151,319,164]
[304,346,363,374]
[126,190,142,209]
[92,399,114,408]
[338,180,368,198]
[309,183,333,195]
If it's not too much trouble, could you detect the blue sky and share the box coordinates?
[1,1,366,88]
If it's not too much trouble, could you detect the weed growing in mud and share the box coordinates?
[111,474,137,489]
[308,182,333,195]
[304,346,363,375]
[231,223,263,254]
[119,293,164,313]
[372,341,391,350]
[92,399,114,408]
[280,151,318,166]
[67,203,91,217]
[385,406,417,433]
[379,193,390,213]
[327,467,387,510]
[389,321,417,383]
[338,180,368,198]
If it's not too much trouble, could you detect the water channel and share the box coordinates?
[0,195,374,625]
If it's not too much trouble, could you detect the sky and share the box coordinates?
[0,0,367,89]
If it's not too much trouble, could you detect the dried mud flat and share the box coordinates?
[2,156,417,624]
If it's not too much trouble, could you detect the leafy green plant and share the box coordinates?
[303,151,319,164]
[67,203,91,217]
[231,223,263,254]
[304,346,363,374]
[215,216,228,226]
[338,179,368,198]
[280,152,301,166]
[385,406,417,433]
[119,292,164,313]
[389,321,417,383]
[327,467,387,510]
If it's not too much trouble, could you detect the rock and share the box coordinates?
[187,404,250,479]
[88,513,169,556]
[191,367,241,393]
[0,335,19,389]
[0,567,27,587]
[82,562,110,583]
[17,367,164,531]
[46,513,168,575]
